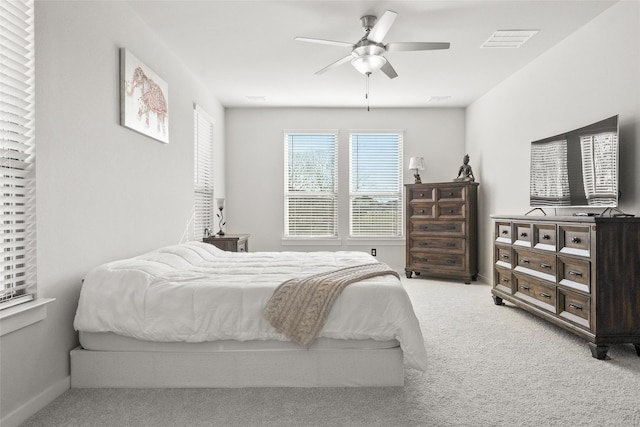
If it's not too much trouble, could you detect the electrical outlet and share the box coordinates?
[371,249,376,256]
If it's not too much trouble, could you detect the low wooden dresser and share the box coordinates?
[491,215,640,359]
[405,181,478,283]
[203,234,249,252]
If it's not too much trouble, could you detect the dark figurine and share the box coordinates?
[455,154,475,182]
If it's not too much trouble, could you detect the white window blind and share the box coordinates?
[1,0,36,310]
[284,132,338,237]
[193,105,214,239]
[349,132,403,237]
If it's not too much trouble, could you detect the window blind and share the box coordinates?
[0,0,36,309]
[349,132,403,237]
[193,105,214,239]
[284,132,338,237]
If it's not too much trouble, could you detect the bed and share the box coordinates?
[71,241,427,387]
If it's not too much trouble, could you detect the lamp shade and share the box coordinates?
[215,198,225,210]
[408,157,425,171]
[351,55,387,75]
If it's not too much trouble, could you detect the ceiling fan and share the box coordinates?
[295,10,450,79]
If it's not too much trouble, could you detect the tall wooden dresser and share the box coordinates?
[405,181,479,283]
[491,215,640,359]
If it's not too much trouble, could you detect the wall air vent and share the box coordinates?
[481,30,539,48]
[426,95,451,103]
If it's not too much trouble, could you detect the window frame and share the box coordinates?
[193,104,214,239]
[283,131,339,239]
[349,131,404,239]
[1,0,37,310]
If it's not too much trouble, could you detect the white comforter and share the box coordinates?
[74,242,428,371]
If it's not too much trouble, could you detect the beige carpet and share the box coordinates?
[22,277,640,426]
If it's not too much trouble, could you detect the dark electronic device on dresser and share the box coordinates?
[530,115,619,209]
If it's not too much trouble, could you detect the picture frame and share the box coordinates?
[120,48,169,143]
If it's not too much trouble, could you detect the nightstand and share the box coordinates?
[203,234,249,252]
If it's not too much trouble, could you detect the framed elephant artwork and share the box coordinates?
[120,48,169,143]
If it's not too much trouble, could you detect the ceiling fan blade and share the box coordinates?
[380,60,398,79]
[315,55,354,75]
[367,10,397,43]
[385,42,451,52]
[295,37,353,48]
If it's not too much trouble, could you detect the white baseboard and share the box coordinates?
[1,375,70,427]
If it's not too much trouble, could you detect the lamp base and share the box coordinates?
[414,173,422,184]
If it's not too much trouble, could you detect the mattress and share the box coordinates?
[74,242,428,371]
[79,331,400,352]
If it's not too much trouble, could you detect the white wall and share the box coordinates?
[0,2,225,425]
[466,0,640,281]
[225,107,466,269]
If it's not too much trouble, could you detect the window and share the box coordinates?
[350,132,403,237]
[284,132,338,237]
[1,0,36,310]
[193,105,214,239]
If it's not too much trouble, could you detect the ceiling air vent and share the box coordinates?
[481,30,539,48]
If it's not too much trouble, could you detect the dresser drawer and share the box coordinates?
[495,221,512,243]
[534,223,557,251]
[513,222,532,247]
[513,248,556,282]
[494,244,512,268]
[558,256,590,293]
[436,203,465,219]
[559,225,591,257]
[409,187,435,202]
[409,253,465,271]
[436,186,465,201]
[410,237,465,254]
[410,220,464,236]
[513,273,556,313]
[494,266,513,294]
[409,203,435,218]
[558,289,591,330]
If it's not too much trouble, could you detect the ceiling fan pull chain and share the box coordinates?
[366,72,370,111]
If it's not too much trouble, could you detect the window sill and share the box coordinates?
[0,298,55,337]
[281,237,342,246]
[346,238,405,246]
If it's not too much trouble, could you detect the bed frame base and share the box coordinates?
[70,347,404,388]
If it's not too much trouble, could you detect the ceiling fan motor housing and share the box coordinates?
[360,15,378,31]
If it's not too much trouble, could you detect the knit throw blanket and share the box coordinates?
[264,263,400,348]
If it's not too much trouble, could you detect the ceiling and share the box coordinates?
[126,0,616,109]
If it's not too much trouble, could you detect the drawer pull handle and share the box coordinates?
[520,232,528,237]
[543,234,551,240]
[447,243,456,248]
[571,237,581,244]
[447,226,456,230]
[521,259,530,264]
[419,193,425,197]
[448,192,454,196]
[540,263,551,269]
[568,270,583,277]
[501,230,509,235]
[520,285,530,291]
[448,209,454,214]
[501,254,509,259]
[420,209,425,213]
[421,226,429,230]
[446,260,456,264]
[569,303,583,311]
[501,278,510,283]
[539,292,552,299]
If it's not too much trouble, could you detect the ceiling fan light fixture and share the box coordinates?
[351,54,387,75]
